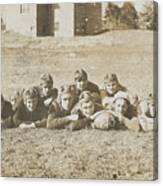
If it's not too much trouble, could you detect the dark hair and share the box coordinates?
[40,73,53,86]
[23,87,39,100]
[79,91,94,104]
[104,73,118,84]
[74,69,88,81]
[60,85,76,95]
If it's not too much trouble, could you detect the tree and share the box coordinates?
[120,2,138,29]
[139,1,157,30]
[104,2,138,30]
[105,2,121,30]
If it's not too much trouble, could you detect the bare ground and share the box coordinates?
[1,30,157,180]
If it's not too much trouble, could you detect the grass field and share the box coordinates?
[1,30,154,99]
[1,30,157,180]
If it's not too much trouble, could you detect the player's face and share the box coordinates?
[105,81,118,95]
[81,101,95,118]
[41,82,52,97]
[75,78,88,91]
[61,93,74,111]
[115,98,128,115]
[25,98,38,112]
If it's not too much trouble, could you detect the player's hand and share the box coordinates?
[19,123,36,129]
[67,114,79,121]
[30,122,36,128]
[44,98,53,107]
[19,123,27,129]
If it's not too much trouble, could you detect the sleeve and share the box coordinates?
[71,102,80,114]
[68,118,92,131]
[92,83,100,95]
[35,118,47,128]
[1,102,14,129]
[7,102,13,117]
[35,107,48,128]
[1,116,13,129]
[47,113,70,129]
[1,101,13,118]
[12,106,24,127]
[53,88,58,99]
[46,102,70,129]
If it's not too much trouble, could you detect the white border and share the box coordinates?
[0,0,162,185]
[0,0,152,5]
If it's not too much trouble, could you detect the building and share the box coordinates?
[1,3,102,37]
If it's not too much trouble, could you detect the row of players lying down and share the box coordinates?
[1,69,156,132]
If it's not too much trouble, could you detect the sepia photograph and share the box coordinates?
[1,0,158,180]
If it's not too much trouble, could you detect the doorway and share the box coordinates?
[37,4,54,36]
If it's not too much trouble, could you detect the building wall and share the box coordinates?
[1,3,103,37]
[54,3,74,37]
[1,4,37,36]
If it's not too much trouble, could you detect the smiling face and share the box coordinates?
[61,93,74,111]
[105,80,119,95]
[24,97,38,112]
[114,98,129,115]
[81,100,95,118]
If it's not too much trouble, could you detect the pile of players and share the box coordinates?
[1,69,156,132]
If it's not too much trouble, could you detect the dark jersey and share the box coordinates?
[36,86,58,111]
[13,100,48,127]
[77,81,100,96]
[76,81,101,104]
[47,101,73,129]
[1,100,13,119]
[1,100,13,128]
